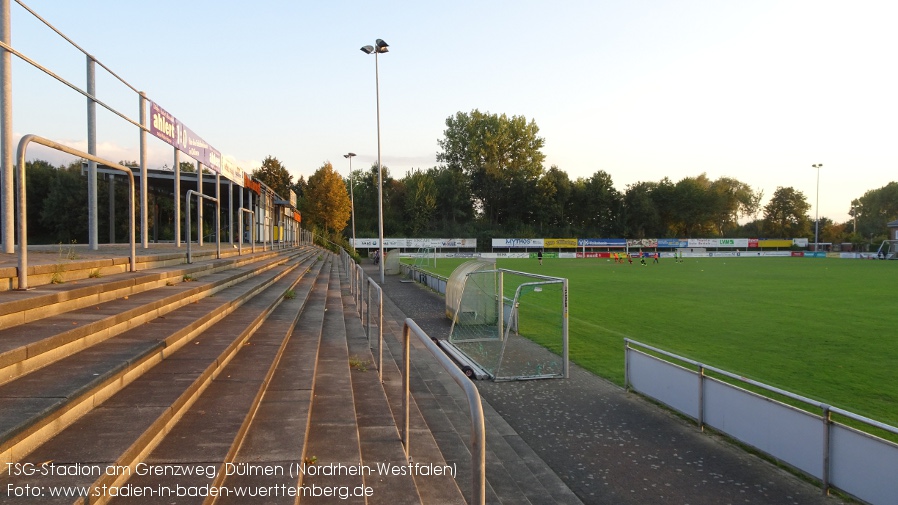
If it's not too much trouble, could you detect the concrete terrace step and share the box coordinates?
[339,270,422,504]
[0,247,305,329]
[103,254,332,504]
[0,251,324,504]
[213,253,333,504]
[0,249,314,386]
[0,250,317,475]
[0,243,290,292]
[297,262,369,503]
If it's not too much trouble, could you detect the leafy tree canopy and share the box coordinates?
[251,155,293,199]
[302,161,351,235]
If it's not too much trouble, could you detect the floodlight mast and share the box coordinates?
[812,163,822,251]
[344,152,357,248]
[360,39,388,283]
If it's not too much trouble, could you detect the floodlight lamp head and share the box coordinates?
[375,39,389,53]
[344,153,356,158]
[361,45,375,54]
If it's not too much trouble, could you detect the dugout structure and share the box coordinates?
[442,262,569,381]
[384,249,402,274]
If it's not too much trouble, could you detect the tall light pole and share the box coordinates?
[361,38,388,283]
[812,163,822,252]
[344,152,357,249]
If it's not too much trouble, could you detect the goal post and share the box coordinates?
[446,267,569,381]
[413,247,437,268]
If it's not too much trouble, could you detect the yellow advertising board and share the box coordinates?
[544,238,578,248]
[757,239,792,248]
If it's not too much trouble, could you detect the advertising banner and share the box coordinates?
[492,238,545,248]
[657,238,688,248]
[544,238,578,248]
[628,238,658,248]
[221,157,244,187]
[578,238,627,247]
[687,238,719,248]
[758,239,793,248]
[352,238,477,249]
[149,101,225,178]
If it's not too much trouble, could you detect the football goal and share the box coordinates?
[412,247,437,268]
[443,266,569,381]
[876,240,898,259]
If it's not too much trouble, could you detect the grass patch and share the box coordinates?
[410,256,898,429]
[349,356,369,372]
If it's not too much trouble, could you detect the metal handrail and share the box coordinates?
[367,277,384,381]
[15,134,135,289]
[402,318,486,505]
[238,208,255,255]
[185,190,219,264]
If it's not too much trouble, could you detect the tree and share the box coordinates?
[432,166,473,233]
[40,161,89,243]
[763,186,811,238]
[568,171,621,236]
[401,169,437,235]
[436,109,546,226]
[251,156,293,199]
[301,161,351,236]
[622,181,660,239]
[708,176,762,237]
[851,182,898,241]
[534,166,572,235]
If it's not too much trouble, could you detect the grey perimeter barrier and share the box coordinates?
[340,250,486,505]
[400,263,449,295]
[625,338,898,505]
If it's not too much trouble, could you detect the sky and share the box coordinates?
[7,0,898,224]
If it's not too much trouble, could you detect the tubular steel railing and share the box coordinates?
[367,277,383,381]
[338,249,486,504]
[15,134,135,289]
[238,208,255,255]
[185,190,219,264]
[402,318,486,505]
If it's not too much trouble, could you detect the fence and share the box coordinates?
[625,338,898,505]
[399,263,449,294]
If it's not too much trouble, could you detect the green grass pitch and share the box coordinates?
[405,256,898,429]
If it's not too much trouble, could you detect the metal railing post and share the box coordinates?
[822,404,831,496]
[0,0,12,254]
[86,54,97,250]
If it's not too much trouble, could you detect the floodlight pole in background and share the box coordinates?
[344,152,357,248]
[361,39,388,284]
[812,163,822,252]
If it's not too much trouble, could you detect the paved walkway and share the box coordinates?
[368,263,847,505]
